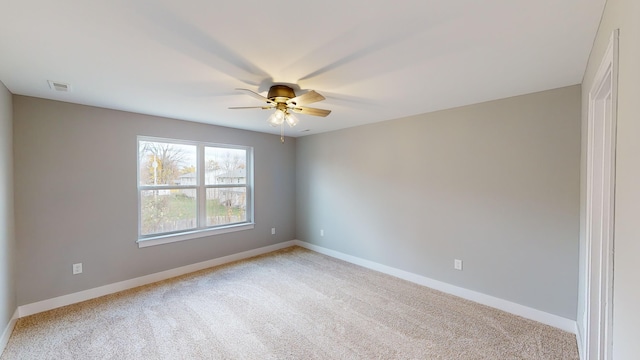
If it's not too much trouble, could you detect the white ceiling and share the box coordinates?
[0,0,605,137]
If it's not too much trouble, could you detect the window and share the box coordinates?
[137,136,253,247]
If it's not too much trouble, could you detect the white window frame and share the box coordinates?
[137,136,254,248]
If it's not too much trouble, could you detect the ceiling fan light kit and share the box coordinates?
[230,84,331,143]
[285,112,299,127]
[268,109,299,128]
[267,110,284,127]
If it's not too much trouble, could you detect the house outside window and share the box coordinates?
[137,136,254,247]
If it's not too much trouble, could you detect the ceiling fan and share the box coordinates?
[229,85,331,142]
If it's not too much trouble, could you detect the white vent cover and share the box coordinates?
[47,80,72,92]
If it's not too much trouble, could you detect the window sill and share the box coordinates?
[137,223,255,248]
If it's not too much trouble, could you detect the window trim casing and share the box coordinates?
[136,136,254,248]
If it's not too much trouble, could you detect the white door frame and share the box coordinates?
[583,29,618,360]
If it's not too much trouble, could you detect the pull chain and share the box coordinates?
[280,122,285,143]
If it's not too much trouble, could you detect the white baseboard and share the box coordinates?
[16,239,577,335]
[293,240,577,334]
[18,241,297,318]
[0,308,18,356]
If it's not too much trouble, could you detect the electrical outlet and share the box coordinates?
[454,259,463,271]
[271,228,275,235]
[72,263,83,275]
[320,229,324,237]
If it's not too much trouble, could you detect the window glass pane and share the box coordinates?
[141,189,197,235]
[139,141,197,186]
[206,187,247,226]
[204,147,246,185]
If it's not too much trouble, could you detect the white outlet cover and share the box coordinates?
[271,228,275,235]
[320,229,324,236]
[454,259,463,270]
[72,263,83,274]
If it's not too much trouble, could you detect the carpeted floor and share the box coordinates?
[1,246,578,359]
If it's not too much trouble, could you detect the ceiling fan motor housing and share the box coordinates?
[268,85,296,103]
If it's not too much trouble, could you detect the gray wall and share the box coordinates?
[13,96,296,305]
[0,82,16,334]
[296,85,581,319]
[579,0,640,357]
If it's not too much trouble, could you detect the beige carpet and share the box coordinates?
[1,246,578,359]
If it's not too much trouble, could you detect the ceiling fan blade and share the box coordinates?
[228,106,274,110]
[236,88,273,104]
[291,106,332,117]
[287,90,325,106]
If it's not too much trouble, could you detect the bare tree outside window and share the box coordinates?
[139,141,197,236]
[139,141,193,186]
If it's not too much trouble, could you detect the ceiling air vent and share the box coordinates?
[47,80,72,92]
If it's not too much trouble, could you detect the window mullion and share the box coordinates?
[198,144,206,229]
[139,185,197,191]
[206,184,247,189]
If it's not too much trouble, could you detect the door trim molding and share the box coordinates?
[582,28,618,360]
